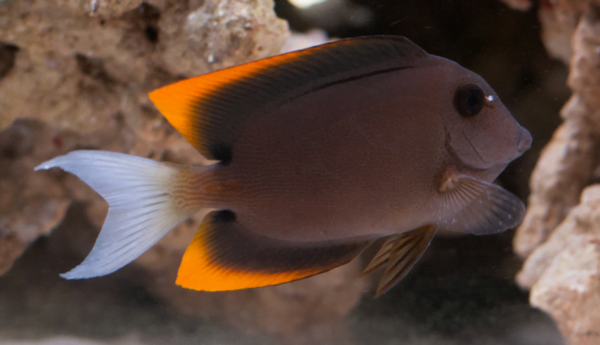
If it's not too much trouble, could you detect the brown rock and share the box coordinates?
[537,0,591,64]
[499,0,593,63]
[0,0,288,133]
[0,119,71,275]
[530,235,600,345]
[514,3,600,344]
[499,0,533,11]
[281,29,329,53]
[517,185,600,288]
[159,0,289,74]
[514,1,600,258]
[513,121,600,258]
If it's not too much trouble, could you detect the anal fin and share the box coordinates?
[360,235,399,277]
[369,224,437,297]
[177,211,372,291]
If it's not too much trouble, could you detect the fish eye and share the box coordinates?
[453,84,485,118]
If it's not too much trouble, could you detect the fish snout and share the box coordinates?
[517,127,532,154]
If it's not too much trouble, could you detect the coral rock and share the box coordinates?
[517,185,600,288]
[515,3,600,344]
[0,119,70,275]
[530,235,600,345]
[514,1,600,259]
[0,0,288,133]
[281,29,329,53]
[499,0,533,11]
[513,121,600,258]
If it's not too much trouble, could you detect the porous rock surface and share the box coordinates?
[518,186,600,345]
[505,1,600,344]
[501,0,591,64]
[517,185,600,288]
[513,0,600,259]
[0,0,288,132]
[530,234,600,345]
[499,0,533,11]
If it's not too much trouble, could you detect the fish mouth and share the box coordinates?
[516,126,532,155]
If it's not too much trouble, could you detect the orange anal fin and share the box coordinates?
[176,211,372,291]
[375,224,437,297]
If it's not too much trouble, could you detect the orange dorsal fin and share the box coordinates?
[149,36,428,162]
[176,211,372,291]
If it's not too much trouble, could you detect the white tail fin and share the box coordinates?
[35,150,205,279]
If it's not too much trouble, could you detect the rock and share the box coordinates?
[513,121,600,258]
[513,3,600,344]
[513,1,600,259]
[502,0,598,64]
[0,0,288,132]
[0,119,70,275]
[280,29,329,53]
[291,0,373,33]
[499,0,533,11]
[517,185,600,289]
[161,0,289,73]
[530,235,600,345]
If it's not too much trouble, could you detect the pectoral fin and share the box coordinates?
[375,224,437,297]
[437,174,526,235]
[177,211,372,291]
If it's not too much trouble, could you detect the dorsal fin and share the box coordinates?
[149,36,429,161]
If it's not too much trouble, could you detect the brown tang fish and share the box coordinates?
[35,36,532,297]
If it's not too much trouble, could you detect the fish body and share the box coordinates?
[36,36,531,296]
[210,71,444,242]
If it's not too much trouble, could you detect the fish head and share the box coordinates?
[430,59,532,181]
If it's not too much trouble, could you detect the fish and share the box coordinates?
[35,36,532,297]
